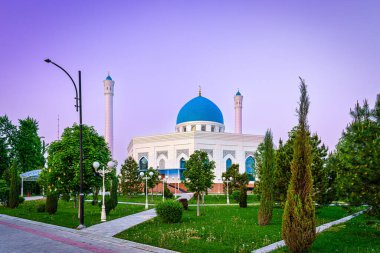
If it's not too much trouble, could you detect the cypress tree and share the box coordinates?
[258,129,275,225]
[8,160,19,208]
[282,77,316,252]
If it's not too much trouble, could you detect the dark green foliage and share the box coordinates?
[335,98,380,216]
[119,156,142,195]
[46,194,58,214]
[36,202,45,212]
[231,190,240,203]
[258,130,275,225]
[0,116,17,178]
[282,78,316,252]
[110,171,118,210]
[61,192,70,202]
[8,161,19,208]
[14,117,45,173]
[18,196,25,204]
[146,167,160,194]
[221,164,240,193]
[274,137,293,206]
[104,195,116,215]
[164,184,174,199]
[239,186,248,208]
[178,198,189,210]
[0,179,9,206]
[156,200,183,223]
[183,150,215,216]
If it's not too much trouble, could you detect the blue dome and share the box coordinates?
[176,96,224,124]
[106,75,112,80]
[236,90,241,96]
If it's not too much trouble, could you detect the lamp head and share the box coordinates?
[139,172,144,177]
[158,175,162,180]
[149,171,154,177]
[222,177,226,181]
[93,161,100,170]
[107,161,115,168]
[165,175,169,179]
[229,177,233,181]
[44,58,51,63]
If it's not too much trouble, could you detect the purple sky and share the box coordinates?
[1,0,379,166]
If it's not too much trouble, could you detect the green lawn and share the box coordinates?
[188,194,260,204]
[115,205,352,253]
[0,199,146,229]
[274,214,380,253]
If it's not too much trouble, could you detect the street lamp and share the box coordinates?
[223,176,233,204]
[45,59,85,229]
[93,161,114,222]
[140,171,153,209]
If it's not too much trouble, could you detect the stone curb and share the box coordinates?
[251,210,365,253]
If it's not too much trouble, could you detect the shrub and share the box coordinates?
[18,196,25,204]
[61,192,70,202]
[36,202,46,212]
[232,190,240,203]
[45,194,58,214]
[156,200,183,223]
[0,180,9,206]
[239,186,248,208]
[100,195,116,215]
[164,185,174,199]
[178,198,189,210]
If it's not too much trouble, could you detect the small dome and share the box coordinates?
[176,96,224,124]
[106,75,112,81]
[236,90,241,96]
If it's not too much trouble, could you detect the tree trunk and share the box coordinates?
[197,193,200,216]
[77,193,81,220]
[73,193,77,208]
[202,192,205,205]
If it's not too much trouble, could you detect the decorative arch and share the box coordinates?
[180,157,186,168]
[245,156,255,181]
[139,157,148,171]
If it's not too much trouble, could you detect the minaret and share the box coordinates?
[234,90,243,134]
[104,74,115,155]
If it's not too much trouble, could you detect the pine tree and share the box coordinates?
[119,156,141,196]
[258,129,275,225]
[282,78,316,252]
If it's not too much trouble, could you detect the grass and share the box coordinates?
[0,199,146,229]
[274,214,380,253]
[188,194,260,204]
[115,205,352,253]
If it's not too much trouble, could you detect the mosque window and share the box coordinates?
[219,127,223,132]
[211,125,215,132]
[159,159,165,169]
[245,156,255,181]
[226,158,232,171]
[201,125,206,131]
[180,158,186,168]
[191,125,196,131]
[139,157,148,171]
[182,126,187,132]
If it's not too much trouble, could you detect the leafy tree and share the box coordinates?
[236,172,249,208]
[335,97,380,216]
[119,156,141,195]
[183,150,215,216]
[282,78,316,252]
[273,138,291,206]
[146,167,160,198]
[8,160,19,208]
[39,124,111,209]
[0,115,16,178]
[258,129,276,225]
[14,117,44,173]
[221,164,240,193]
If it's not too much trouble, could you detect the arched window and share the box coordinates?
[180,158,186,168]
[139,157,148,171]
[245,156,255,181]
[159,159,165,169]
[226,158,232,171]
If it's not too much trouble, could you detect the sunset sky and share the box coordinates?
[1,0,379,167]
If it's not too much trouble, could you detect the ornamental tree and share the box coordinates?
[258,129,275,225]
[183,150,215,216]
[119,156,142,196]
[282,78,316,252]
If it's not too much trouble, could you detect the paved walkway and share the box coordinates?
[24,196,44,201]
[252,210,366,253]
[0,214,176,253]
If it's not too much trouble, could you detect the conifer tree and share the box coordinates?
[8,160,19,208]
[282,78,316,252]
[258,129,275,225]
[119,156,141,195]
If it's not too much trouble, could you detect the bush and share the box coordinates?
[36,202,45,212]
[18,196,25,204]
[100,195,116,215]
[156,200,183,223]
[61,192,70,202]
[178,198,188,210]
[0,180,9,206]
[45,194,58,214]
[239,187,248,208]
[232,190,240,203]
[164,185,174,199]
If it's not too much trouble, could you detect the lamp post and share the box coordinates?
[140,171,153,209]
[223,177,233,204]
[45,59,85,229]
[171,176,176,196]
[93,161,114,222]
[159,175,165,201]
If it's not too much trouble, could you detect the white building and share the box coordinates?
[126,89,264,192]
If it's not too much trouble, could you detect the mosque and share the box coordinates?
[103,75,263,192]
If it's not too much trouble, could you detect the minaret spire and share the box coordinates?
[104,74,115,155]
[234,90,243,134]
[198,85,202,96]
